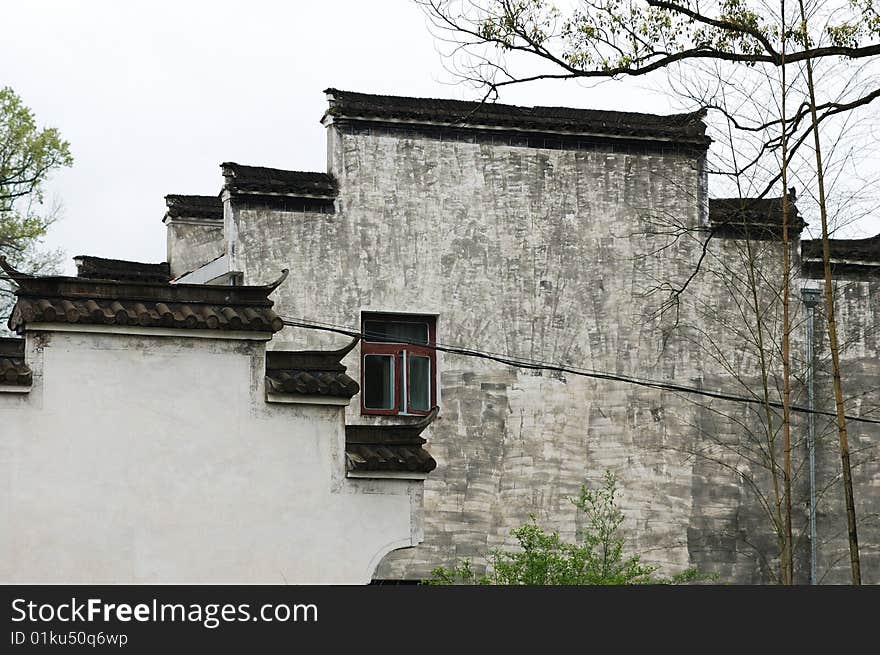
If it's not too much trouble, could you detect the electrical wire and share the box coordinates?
[280,315,880,426]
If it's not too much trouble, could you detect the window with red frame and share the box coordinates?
[361,313,436,416]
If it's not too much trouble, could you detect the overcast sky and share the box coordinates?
[0,0,676,272]
[2,1,875,275]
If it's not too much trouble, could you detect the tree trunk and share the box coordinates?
[779,0,794,585]
[797,0,860,584]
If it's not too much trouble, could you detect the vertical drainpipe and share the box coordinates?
[802,287,821,584]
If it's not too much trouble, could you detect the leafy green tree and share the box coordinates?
[425,471,704,584]
[1,86,72,326]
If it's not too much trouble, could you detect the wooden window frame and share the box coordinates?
[361,313,437,416]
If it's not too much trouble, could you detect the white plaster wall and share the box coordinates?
[0,329,421,584]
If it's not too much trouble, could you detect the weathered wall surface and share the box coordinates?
[227,124,879,583]
[234,127,714,580]
[166,220,224,278]
[0,329,422,584]
[679,236,810,583]
[806,278,880,584]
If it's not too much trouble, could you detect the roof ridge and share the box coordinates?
[220,162,332,176]
[1,258,288,335]
[165,193,221,201]
[323,88,709,146]
[220,162,337,199]
[164,194,224,222]
[324,87,702,119]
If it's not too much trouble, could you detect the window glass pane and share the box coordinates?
[364,320,428,344]
[408,355,431,412]
[364,355,395,409]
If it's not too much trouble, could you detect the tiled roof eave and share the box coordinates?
[323,88,710,144]
[344,444,437,474]
[74,256,172,284]
[6,275,285,307]
[711,220,807,230]
[265,370,360,398]
[8,297,284,335]
[220,163,337,198]
[230,189,337,201]
[344,407,439,474]
[801,236,880,263]
[1,257,289,336]
[164,195,224,222]
[264,338,361,398]
[327,113,712,147]
[0,357,32,386]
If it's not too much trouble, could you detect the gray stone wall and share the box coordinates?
[223,123,879,584]
[166,220,224,278]
[807,279,880,584]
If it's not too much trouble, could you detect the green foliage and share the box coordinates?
[0,86,72,326]
[0,87,73,199]
[478,0,558,47]
[424,471,706,585]
[0,86,72,237]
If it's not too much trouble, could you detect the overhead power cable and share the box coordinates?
[280,316,880,427]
